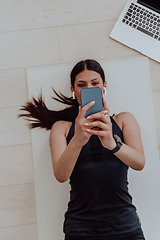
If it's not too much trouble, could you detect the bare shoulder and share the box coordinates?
[49,121,72,143]
[113,112,139,131]
[50,120,71,132]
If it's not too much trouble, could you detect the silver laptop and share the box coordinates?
[110,0,160,63]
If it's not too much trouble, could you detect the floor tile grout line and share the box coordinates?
[56,27,62,64]
[0,19,118,34]
[0,181,36,189]
[0,142,32,149]
[0,222,37,230]
[25,68,29,102]
[0,62,64,72]
[0,54,141,72]
[0,105,29,110]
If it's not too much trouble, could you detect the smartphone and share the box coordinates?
[80,87,103,118]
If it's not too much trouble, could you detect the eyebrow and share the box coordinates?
[77,78,99,82]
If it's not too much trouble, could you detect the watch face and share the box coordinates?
[114,134,122,143]
[110,135,123,154]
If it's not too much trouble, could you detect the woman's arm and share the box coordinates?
[84,98,145,171]
[49,102,94,183]
[113,112,145,170]
[49,121,82,183]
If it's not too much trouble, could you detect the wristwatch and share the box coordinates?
[110,134,123,154]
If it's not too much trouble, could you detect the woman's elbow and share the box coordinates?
[135,156,146,171]
[55,177,68,183]
[53,169,69,183]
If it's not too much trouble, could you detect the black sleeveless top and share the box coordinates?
[63,117,141,237]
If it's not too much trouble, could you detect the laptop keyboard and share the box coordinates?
[122,3,160,41]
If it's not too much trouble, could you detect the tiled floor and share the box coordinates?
[0,0,159,239]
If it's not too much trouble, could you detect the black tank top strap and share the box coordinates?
[67,121,75,144]
[110,115,124,143]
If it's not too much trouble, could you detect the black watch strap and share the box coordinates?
[110,135,123,154]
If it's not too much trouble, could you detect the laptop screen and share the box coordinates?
[138,0,160,13]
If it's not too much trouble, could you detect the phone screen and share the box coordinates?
[80,87,103,118]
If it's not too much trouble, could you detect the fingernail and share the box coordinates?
[90,101,95,104]
[84,122,88,126]
[86,115,91,119]
[86,129,91,132]
[103,110,108,114]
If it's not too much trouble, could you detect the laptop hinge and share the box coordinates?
[137,1,160,14]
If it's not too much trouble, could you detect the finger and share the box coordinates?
[102,96,109,113]
[86,111,110,123]
[86,128,110,137]
[78,101,95,118]
[84,120,108,130]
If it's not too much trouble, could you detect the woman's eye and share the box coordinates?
[78,84,84,87]
[93,82,99,85]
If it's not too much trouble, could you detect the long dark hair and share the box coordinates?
[18,59,105,130]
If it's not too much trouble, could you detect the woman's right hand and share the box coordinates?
[73,101,95,148]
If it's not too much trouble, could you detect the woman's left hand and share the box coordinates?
[84,97,116,150]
